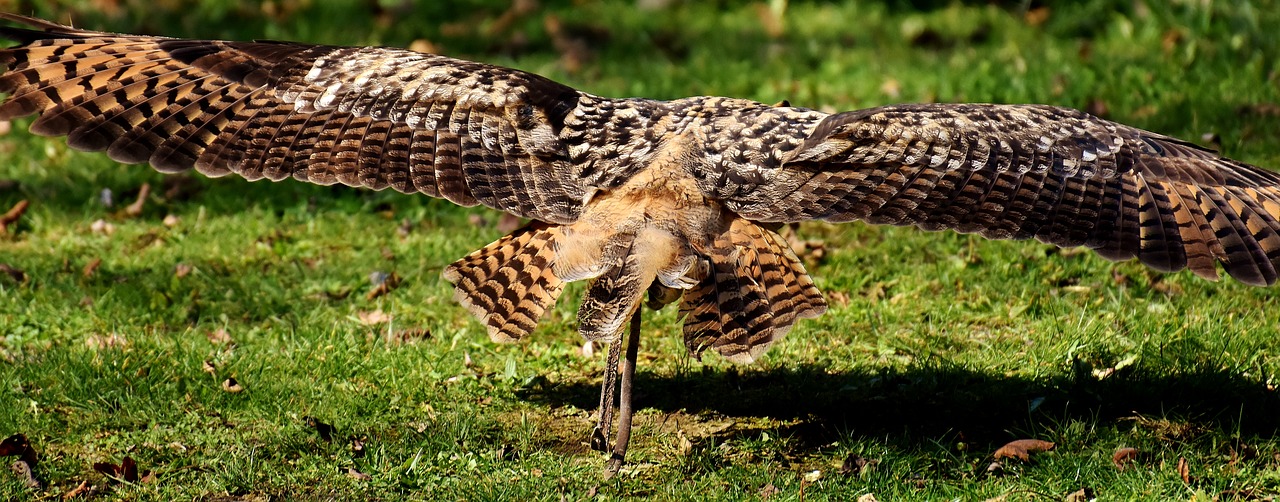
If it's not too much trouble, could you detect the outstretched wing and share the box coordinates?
[724,103,1280,286]
[0,14,641,223]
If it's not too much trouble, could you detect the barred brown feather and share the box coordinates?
[4,14,1280,366]
[727,104,1280,286]
[443,223,565,343]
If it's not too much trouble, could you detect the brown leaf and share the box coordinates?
[366,271,402,300]
[174,263,193,278]
[356,309,392,325]
[63,479,92,499]
[89,219,115,235]
[841,454,878,476]
[206,328,233,346]
[396,218,415,238]
[1024,6,1050,26]
[0,263,25,283]
[388,327,431,345]
[1176,456,1190,484]
[753,2,785,38]
[497,213,524,234]
[201,360,217,375]
[305,416,334,442]
[407,39,438,54]
[992,439,1055,462]
[1086,98,1109,118]
[93,456,139,483]
[1064,487,1095,502]
[346,467,371,481]
[758,483,780,500]
[85,333,127,350]
[350,437,366,458]
[124,183,150,217]
[0,434,37,467]
[162,214,180,228]
[1112,447,1140,470]
[221,378,244,393]
[0,199,28,234]
[82,258,102,278]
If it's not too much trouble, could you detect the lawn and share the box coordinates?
[3,0,1280,500]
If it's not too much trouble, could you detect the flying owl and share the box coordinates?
[3,13,1279,470]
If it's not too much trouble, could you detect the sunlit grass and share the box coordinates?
[3,0,1280,499]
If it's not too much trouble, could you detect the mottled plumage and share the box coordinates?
[4,14,1280,469]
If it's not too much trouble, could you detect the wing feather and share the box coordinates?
[729,103,1280,285]
[0,13,636,224]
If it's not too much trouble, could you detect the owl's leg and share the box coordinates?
[606,308,642,474]
[590,308,642,475]
[590,335,623,452]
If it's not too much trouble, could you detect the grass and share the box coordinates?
[3,0,1280,499]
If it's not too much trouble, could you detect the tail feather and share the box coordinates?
[442,222,565,343]
[681,220,826,363]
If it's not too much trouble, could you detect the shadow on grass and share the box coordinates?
[524,362,1280,449]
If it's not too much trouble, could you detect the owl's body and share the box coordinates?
[5,13,1280,469]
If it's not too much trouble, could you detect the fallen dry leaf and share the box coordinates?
[841,454,878,476]
[753,1,785,38]
[387,327,431,345]
[124,183,150,217]
[62,479,92,499]
[85,333,127,350]
[89,219,115,235]
[1112,447,1140,470]
[201,360,217,375]
[366,271,402,300]
[174,263,193,278]
[879,78,901,99]
[1177,456,1190,484]
[162,214,180,228]
[407,39,438,54]
[497,213,524,234]
[92,456,139,483]
[350,437,366,458]
[856,494,879,502]
[0,434,37,467]
[0,199,28,234]
[206,328,232,346]
[221,378,244,393]
[82,258,102,278]
[676,430,693,456]
[305,416,334,442]
[346,467,371,481]
[1024,6,1050,26]
[357,309,392,325]
[993,439,1055,462]
[1064,487,1095,502]
[758,483,780,500]
[0,263,25,283]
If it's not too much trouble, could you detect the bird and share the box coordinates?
[4,13,1280,472]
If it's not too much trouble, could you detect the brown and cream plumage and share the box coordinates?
[4,14,1280,471]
